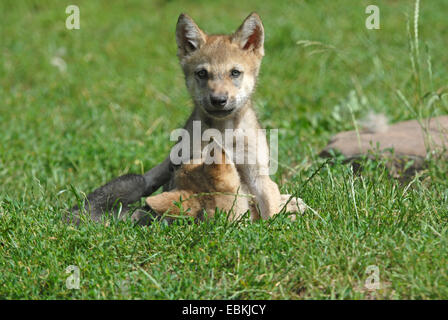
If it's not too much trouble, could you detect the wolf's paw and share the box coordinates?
[279,194,307,221]
[131,205,161,226]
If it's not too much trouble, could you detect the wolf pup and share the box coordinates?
[68,13,305,224]
[131,146,305,225]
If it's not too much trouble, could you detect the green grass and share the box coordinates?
[1,0,448,299]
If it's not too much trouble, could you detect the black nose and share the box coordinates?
[210,94,228,108]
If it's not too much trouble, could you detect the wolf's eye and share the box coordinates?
[196,69,208,79]
[230,69,241,78]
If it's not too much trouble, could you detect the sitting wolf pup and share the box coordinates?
[68,12,306,224]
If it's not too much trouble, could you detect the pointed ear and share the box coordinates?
[176,13,207,58]
[232,12,264,56]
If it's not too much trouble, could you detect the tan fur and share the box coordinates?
[146,150,251,222]
[145,149,305,222]
[144,13,306,222]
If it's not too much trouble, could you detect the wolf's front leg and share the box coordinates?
[253,175,282,219]
[142,156,172,195]
[67,155,172,225]
[238,164,282,220]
